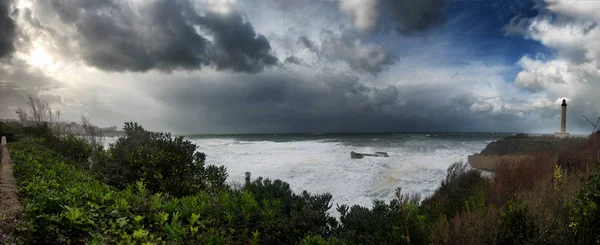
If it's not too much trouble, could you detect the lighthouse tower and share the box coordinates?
[555,99,570,138]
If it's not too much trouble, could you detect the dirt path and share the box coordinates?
[0,136,20,218]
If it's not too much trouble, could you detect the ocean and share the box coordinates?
[104,133,509,209]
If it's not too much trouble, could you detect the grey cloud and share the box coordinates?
[385,0,447,34]
[298,36,318,53]
[514,71,549,93]
[0,0,15,59]
[504,17,533,36]
[0,60,63,118]
[582,22,597,35]
[30,0,277,73]
[284,56,303,65]
[293,33,398,75]
[319,31,398,75]
[140,71,526,134]
[198,11,278,73]
[337,0,447,35]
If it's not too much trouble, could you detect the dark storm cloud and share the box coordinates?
[384,0,447,34]
[298,36,318,53]
[32,0,277,73]
[146,72,524,133]
[0,0,15,59]
[284,56,303,65]
[197,11,278,73]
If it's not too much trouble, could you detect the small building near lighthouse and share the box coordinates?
[554,98,570,138]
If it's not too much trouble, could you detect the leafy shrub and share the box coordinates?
[93,122,228,197]
[516,174,577,245]
[9,139,341,244]
[53,134,94,163]
[569,171,600,244]
[498,199,536,244]
[421,162,489,220]
[334,191,429,244]
[10,128,600,244]
[0,121,22,142]
[242,173,337,243]
[300,235,335,245]
[21,123,92,163]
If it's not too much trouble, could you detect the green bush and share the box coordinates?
[335,197,428,244]
[569,171,600,244]
[0,121,22,142]
[53,134,93,163]
[21,123,92,163]
[93,122,228,197]
[300,235,334,245]
[498,199,536,244]
[242,173,337,243]
[10,126,599,244]
[421,162,489,221]
[10,140,340,244]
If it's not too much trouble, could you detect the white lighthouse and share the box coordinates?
[554,99,569,138]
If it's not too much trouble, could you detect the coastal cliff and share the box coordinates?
[468,134,587,171]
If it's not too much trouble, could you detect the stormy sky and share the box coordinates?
[0,0,599,134]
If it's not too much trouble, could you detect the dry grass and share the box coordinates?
[488,153,555,206]
[432,207,502,245]
[431,133,600,244]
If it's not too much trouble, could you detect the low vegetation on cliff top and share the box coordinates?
[479,133,587,156]
[1,118,600,244]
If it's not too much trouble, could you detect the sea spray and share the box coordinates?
[184,133,506,209]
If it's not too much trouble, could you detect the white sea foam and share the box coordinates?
[190,136,492,210]
[102,136,119,149]
[103,134,494,211]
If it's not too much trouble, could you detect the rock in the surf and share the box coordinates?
[350,151,389,159]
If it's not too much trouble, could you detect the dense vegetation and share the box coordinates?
[91,122,228,197]
[2,120,600,244]
[479,133,587,156]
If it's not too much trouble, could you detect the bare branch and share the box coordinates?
[15,95,63,135]
[582,115,600,134]
[81,116,104,152]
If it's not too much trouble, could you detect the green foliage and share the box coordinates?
[93,122,228,196]
[569,171,600,244]
[553,164,563,191]
[335,198,428,244]
[421,162,490,220]
[0,120,22,142]
[300,235,333,245]
[498,199,536,244]
[9,139,340,244]
[54,134,94,163]
[8,129,600,244]
[242,172,338,243]
[21,123,92,163]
